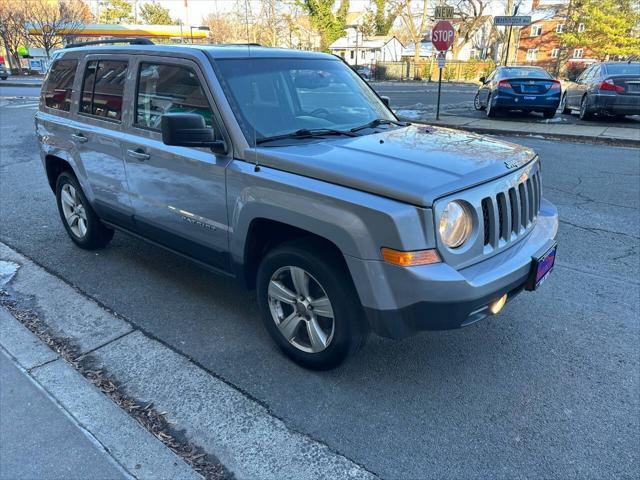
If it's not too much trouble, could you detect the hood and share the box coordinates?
[251,125,536,207]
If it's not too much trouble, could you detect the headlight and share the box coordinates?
[439,201,472,248]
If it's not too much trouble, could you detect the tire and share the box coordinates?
[473,92,485,111]
[543,109,556,119]
[486,94,497,117]
[55,171,114,250]
[256,239,369,370]
[560,93,571,114]
[579,95,594,120]
[0,77,7,81]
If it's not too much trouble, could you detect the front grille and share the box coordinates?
[482,169,541,248]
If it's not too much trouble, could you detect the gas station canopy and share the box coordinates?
[27,24,207,40]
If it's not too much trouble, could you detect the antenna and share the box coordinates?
[243,0,260,172]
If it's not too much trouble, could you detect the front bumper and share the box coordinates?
[347,199,558,338]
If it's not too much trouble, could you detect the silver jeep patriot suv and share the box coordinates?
[36,41,558,369]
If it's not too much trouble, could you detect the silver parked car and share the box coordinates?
[561,61,640,119]
[36,40,558,369]
[0,63,8,80]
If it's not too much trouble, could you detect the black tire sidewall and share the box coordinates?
[257,242,366,370]
[55,171,113,249]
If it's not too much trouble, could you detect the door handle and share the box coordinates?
[71,133,88,143]
[126,148,150,161]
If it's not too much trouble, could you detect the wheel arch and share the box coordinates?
[44,154,74,192]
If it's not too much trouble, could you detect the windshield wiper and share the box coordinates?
[256,128,357,145]
[349,118,409,133]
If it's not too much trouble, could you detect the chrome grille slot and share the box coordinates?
[481,198,491,245]
[497,192,508,240]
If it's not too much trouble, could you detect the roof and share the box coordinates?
[60,44,334,61]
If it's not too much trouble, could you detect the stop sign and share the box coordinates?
[432,21,455,51]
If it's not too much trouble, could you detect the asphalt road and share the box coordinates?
[1,96,638,478]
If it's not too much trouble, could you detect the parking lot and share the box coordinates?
[0,83,638,478]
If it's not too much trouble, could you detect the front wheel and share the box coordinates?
[56,171,114,249]
[473,92,485,111]
[257,239,369,370]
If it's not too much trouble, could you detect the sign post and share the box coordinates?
[431,20,454,121]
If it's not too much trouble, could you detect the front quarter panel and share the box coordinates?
[226,160,436,265]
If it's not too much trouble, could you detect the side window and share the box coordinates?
[135,63,215,131]
[43,59,78,112]
[80,59,128,121]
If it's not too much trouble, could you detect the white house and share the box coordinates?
[330,34,404,66]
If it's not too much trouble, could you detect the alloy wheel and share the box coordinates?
[473,92,482,110]
[60,183,88,238]
[267,266,335,354]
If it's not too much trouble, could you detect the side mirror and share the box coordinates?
[161,113,227,154]
[380,95,390,107]
[479,76,486,84]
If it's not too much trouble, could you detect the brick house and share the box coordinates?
[515,0,595,73]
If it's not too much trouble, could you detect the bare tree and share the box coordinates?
[0,0,28,72]
[393,0,430,78]
[26,0,92,59]
[451,0,490,60]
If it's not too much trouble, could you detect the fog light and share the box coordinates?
[489,294,507,315]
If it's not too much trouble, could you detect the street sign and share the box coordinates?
[437,52,446,68]
[434,5,454,19]
[494,15,532,26]
[431,21,455,51]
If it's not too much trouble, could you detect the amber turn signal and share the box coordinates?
[380,248,441,267]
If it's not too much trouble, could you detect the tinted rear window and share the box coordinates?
[80,59,128,121]
[43,59,77,111]
[604,64,640,75]
[500,67,551,79]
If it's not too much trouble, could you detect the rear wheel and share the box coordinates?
[55,171,114,249]
[257,239,369,370]
[560,93,571,114]
[486,94,498,117]
[579,95,594,120]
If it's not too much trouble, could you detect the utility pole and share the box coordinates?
[503,4,519,65]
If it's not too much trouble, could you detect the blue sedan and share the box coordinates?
[474,66,561,119]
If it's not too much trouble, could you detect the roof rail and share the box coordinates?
[64,38,154,49]
[221,43,263,47]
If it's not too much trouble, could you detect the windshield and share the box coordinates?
[214,58,395,145]
[500,67,551,79]
[604,63,640,75]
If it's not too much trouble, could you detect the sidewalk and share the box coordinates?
[0,348,129,480]
[398,112,640,147]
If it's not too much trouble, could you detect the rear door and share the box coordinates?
[72,55,135,228]
[121,56,232,270]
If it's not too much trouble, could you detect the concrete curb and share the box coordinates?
[399,116,640,147]
[0,308,201,480]
[0,242,378,480]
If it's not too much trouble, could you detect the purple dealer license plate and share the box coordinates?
[526,244,557,290]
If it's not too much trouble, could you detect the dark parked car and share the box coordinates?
[353,65,372,80]
[474,66,561,119]
[0,64,8,80]
[561,61,640,120]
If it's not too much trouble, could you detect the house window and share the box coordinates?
[573,48,584,58]
[526,49,538,61]
[551,48,559,58]
[361,50,366,59]
[531,25,542,36]
[578,23,585,32]
[556,23,564,33]
[350,50,354,59]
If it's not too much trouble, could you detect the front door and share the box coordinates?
[122,58,232,270]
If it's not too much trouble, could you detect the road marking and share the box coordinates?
[3,102,39,109]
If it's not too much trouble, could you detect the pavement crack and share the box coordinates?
[545,185,638,210]
[559,219,640,240]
